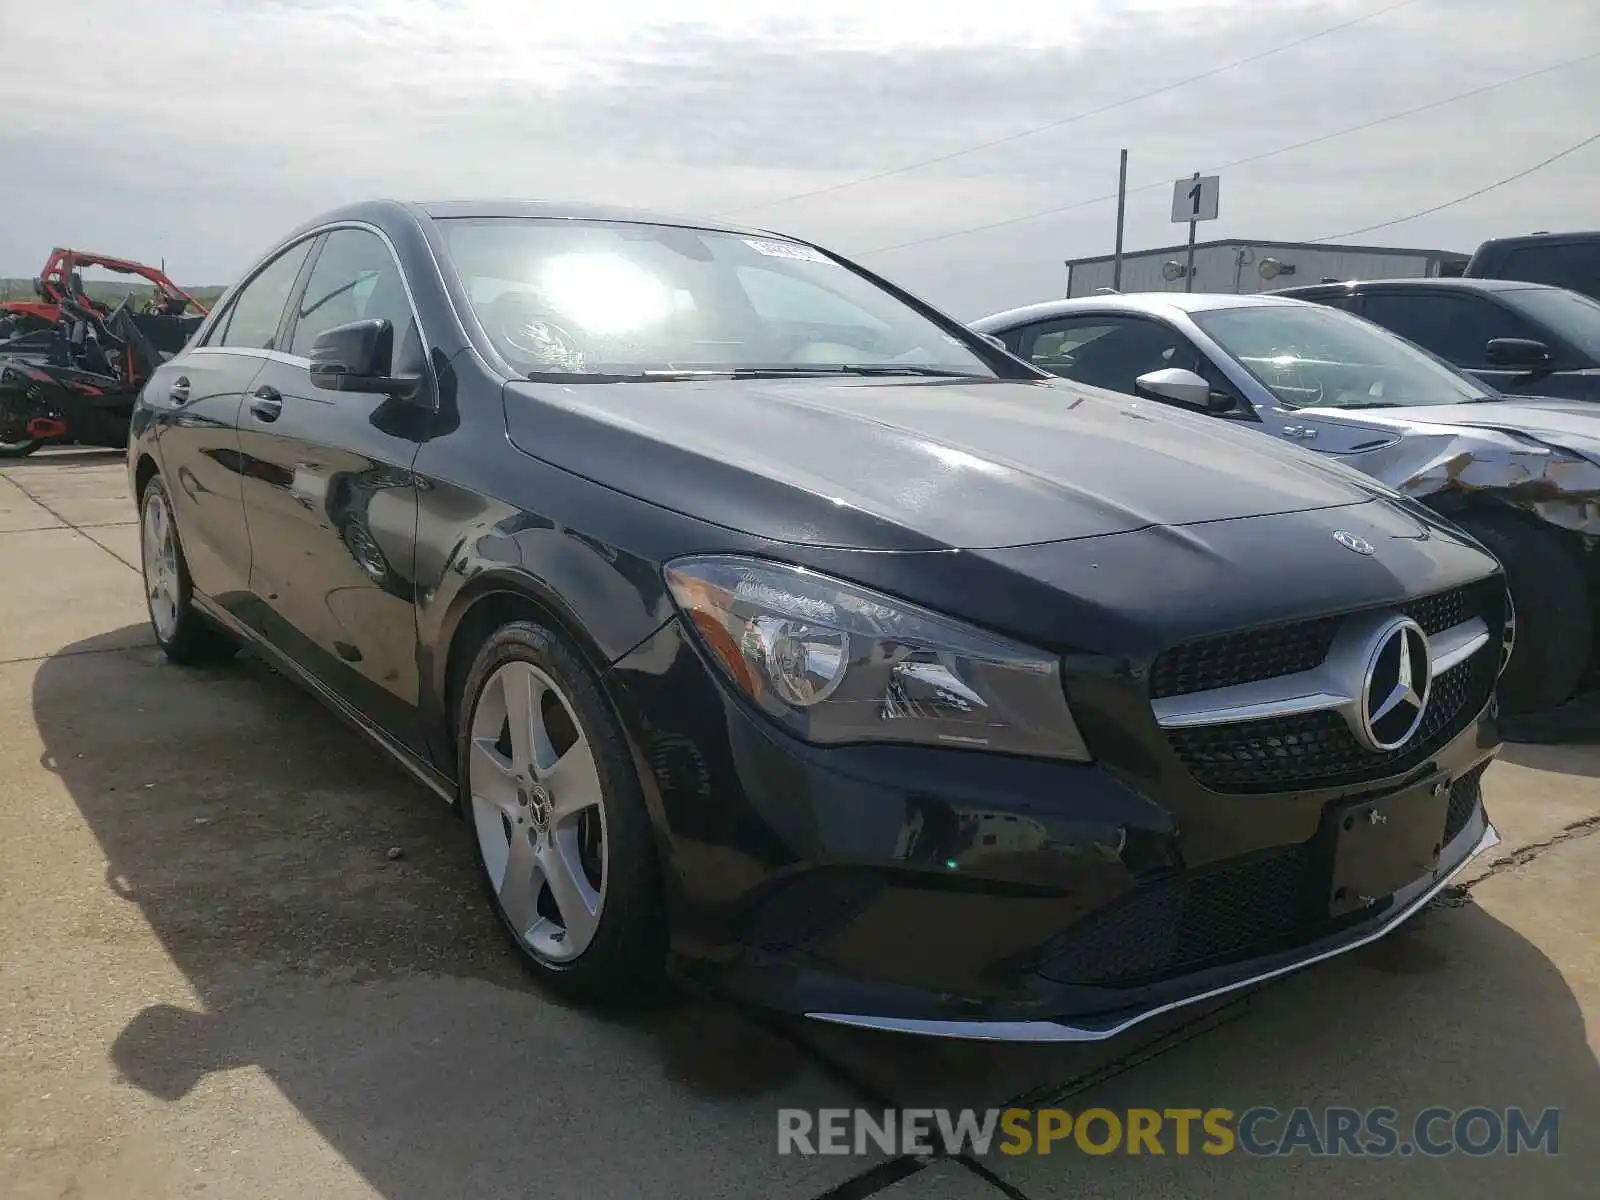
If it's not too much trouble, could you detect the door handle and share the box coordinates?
[249,385,283,423]
[169,377,190,404]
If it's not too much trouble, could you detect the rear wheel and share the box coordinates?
[1455,509,1590,715]
[457,620,666,1003]
[138,476,239,665]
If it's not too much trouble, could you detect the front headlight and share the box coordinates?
[664,555,1090,761]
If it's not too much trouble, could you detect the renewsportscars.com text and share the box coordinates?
[777,1106,1560,1158]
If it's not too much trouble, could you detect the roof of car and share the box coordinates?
[286,197,789,244]
[412,199,775,238]
[1273,277,1554,297]
[1474,230,1600,248]
[971,291,1303,331]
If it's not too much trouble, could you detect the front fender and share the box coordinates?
[411,476,680,773]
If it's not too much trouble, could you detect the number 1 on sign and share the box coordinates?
[1170,175,1219,224]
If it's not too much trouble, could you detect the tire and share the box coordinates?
[457,619,667,1003]
[138,475,240,665]
[1455,509,1590,715]
[0,391,40,457]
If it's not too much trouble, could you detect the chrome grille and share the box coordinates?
[1167,650,1495,793]
[1149,580,1498,701]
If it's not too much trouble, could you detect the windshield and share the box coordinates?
[438,218,994,380]
[1192,302,1497,409]
[1501,286,1600,359]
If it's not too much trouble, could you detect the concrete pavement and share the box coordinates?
[1,449,1595,1198]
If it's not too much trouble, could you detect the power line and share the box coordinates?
[714,0,1424,218]
[1309,130,1600,241]
[850,49,1600,257]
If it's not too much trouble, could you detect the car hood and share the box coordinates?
[1302,396,1600,460]
[503,375,1383,551]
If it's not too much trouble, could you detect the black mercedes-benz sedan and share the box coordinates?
[129,200,1508,1040]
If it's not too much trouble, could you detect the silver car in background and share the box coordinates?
[973,293,1600,719]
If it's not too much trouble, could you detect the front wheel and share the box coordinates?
[457,620,666,1003]
[138,476,239,665]
[1455,509,1590,715]
[0,392,41,457]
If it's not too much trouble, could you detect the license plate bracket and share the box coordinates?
[1327,775,1451,918]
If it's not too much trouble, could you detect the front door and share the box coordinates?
[1355,289,1570,397]
[235,227,434,753]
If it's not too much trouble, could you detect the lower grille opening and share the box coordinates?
[1037,772,1484,988]
[1442,763,1487,847]
[736,868,885,955]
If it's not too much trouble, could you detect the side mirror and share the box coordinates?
[1135,367,1232,413]
[308,318,420,400]
[1485,337,1550,368]
[978,332,1007,351]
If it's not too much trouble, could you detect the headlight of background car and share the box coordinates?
[664,556,1089,761]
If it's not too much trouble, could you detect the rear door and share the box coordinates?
[235,226,434,753]
[145,238,315,615]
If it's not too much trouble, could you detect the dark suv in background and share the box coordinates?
[1466,230,1600,302]
[1274,278,1600,403]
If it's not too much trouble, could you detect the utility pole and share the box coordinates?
[1112,149,1128,291]
[1183,171,1199,293]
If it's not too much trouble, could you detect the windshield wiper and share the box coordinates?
[730,364,987,379]
[523,365,989,383]
[1329,397,1498,409]
[523,370,711,383]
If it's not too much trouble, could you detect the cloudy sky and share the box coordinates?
[2,0,1596,316]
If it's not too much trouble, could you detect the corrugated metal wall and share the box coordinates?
[1067,243,1438,297]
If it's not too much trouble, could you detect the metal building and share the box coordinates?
[1064,238,1469,298]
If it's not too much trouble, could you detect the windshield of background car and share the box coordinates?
[1192,302,1497,408]
[438,217,994,379]
[1500,286,1600,359]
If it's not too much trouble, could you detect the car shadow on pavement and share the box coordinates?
[30,626,1600,1199]
[1,448,125,471]
[1499,739,1600,780]
[31,627,880,1200]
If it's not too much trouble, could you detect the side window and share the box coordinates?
[214,240,314,350]
[1360,292,1538,367]
[288,229,417,370]
[1018,316,1204,394]
[1313,292,1360,313]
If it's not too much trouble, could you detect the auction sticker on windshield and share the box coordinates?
[744,237,828,262]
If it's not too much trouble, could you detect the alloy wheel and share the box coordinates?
[468,660,608,962]
[141,487,181,642]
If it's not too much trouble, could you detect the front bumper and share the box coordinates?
[809,816,1498,1041]
[606,618,1502,1040]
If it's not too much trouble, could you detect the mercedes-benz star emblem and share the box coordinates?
[522,782,553,832]
[1333,530,1376,555]
[1359,617,1432,751]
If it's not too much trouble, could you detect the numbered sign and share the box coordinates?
[1171,175,1220,223]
